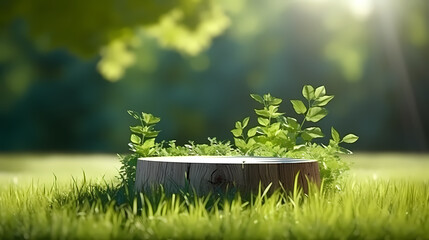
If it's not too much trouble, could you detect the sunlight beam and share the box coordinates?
[376,0,427,150]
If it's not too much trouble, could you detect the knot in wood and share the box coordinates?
[209,169,227,186]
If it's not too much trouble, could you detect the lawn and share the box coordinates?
[0,153,428,239]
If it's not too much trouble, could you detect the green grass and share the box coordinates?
[346,152,429,180]
[0,154,121,184]
[0,153,428,239]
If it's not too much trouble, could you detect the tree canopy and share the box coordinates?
[1,0,230,80]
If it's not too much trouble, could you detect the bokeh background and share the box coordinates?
[1,0,428,154]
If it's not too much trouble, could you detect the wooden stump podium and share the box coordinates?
[135,156,320,194]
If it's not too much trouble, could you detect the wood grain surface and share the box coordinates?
[135,157,320,194]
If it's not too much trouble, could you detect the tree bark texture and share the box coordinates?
[135,157,320,194]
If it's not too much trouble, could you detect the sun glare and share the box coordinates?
[348,0,373,19]
[306,0,374,20]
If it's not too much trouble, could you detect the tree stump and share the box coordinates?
[135,156,320,194]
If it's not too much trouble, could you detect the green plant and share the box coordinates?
[231,85,357,155]
[127,110,161,157]
[122,85,358,187]
[120,112,239,189]
[155,138,240,157]
[117,111,161,191]
[126,109,239,158]
[117,153,139,192]
[231,85,358,184]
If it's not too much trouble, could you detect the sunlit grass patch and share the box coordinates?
[345,152,429,180]
[0,154,121,185]
[1,176,428,239]
[0,153,428,239]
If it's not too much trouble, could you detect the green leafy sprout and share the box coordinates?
[120,85,358,188]
[231,85,358,156]
[127,110,161,156]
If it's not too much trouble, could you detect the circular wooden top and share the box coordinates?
[138,156,316,164]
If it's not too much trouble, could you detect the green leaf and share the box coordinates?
[130,134,141,144]
[276,130,287,139]
[234,138,247,150]
[302,85,315,101]
[141,126,160,137]
[331,127,340,143]
[141,138,155,149]
[301,132,313,141]
[314,95,334,107]
[253,135,268,144]
[268,105,279,114]
[342,134,359,143]
[314,86,326,98]
[306,107,328,122]
[231,128,243,138]
[268,105,284,117]
[142,112,152,124]
[290,100,307,114]
[303,127,324,138]
[247,138,256,147]
[263,94,273,103]
[149,117,161,125]
[270,97,283,105]
[242,117,250,128]
[270,122,281,131]
[130,126,144,134]
[285,117,300,130]
[127,110,140,120]
[329,139,337,147]
[255,109,271,118]
[148,148,156,156]
[265,123,281,138]
[235,121,242,129]
[142,112,161,125]
[258,117,270,126]
[247,127,258,137]
[271,112,284,118]
[250,94,264,104]
[134,146,149,156]
[144,130,160,138]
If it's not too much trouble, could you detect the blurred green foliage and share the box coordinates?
[0,0,428,152]
[1,0,230,81]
